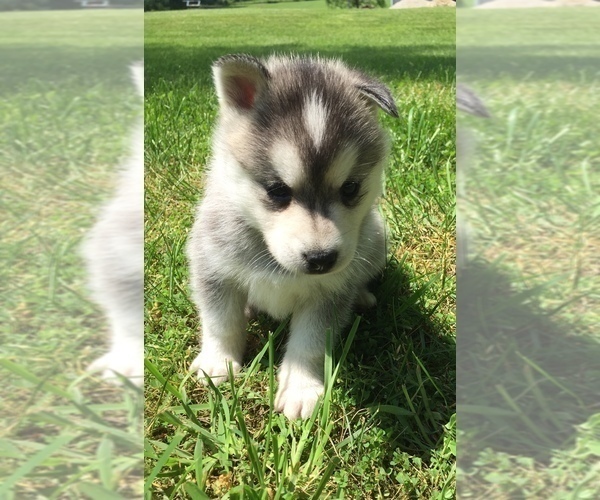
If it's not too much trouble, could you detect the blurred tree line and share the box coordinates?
[326,0,387,7]
[143,0,389,9]
[144,0,185,10]
[0,0,142,10]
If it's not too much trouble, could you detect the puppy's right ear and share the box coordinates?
[213,54,269,111]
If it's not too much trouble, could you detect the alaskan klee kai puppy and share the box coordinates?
[84,63,144,387]
[187,54,398,419]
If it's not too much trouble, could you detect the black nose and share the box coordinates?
[303,250,338,274]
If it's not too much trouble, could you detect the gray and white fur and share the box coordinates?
[83,62,144,386]
[187,54,398,419]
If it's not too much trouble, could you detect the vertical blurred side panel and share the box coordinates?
[0,1,143,497]
[457,1,600,497]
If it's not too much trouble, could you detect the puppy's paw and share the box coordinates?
[354,288,377,311]
[275,372,324,419]
[87,350,143,387]
[190,353,241,386]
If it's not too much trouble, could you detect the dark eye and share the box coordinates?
[266,182,292,207]
[340,181,360,204]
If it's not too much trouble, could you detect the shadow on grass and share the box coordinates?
[458,46,600,81]
[349,258,456,458]
[241,257,457,461]
[0,46,142,95]
[144,44,455,89]
[457,260,600,467]
[241,263,456,459]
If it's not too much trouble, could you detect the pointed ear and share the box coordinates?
[357,79,399,118]
[212,54,270,111]
[457,84,491,118]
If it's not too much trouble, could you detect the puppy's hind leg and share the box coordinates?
[190,282,248,386]
[354,286,377,312]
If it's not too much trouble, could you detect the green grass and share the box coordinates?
[0,9,143,498]
[457,7,600,498]
[145,7,456,498]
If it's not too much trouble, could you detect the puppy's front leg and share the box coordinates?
[190,282,248,386]
[275,302,351,419]
[87,308,144,386]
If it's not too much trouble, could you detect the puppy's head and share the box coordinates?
[212,54,397,276]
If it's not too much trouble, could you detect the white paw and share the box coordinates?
[355,288,377,310]
[190,353,241,386]
[275,373,324,419]
[87,350,143,387]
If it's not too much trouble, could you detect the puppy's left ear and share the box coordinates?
[357,78,399,118]
[213,54,270,112]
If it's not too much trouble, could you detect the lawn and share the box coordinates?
[0,9,143,499]
[457,7,600,498]
[145,5,456,498]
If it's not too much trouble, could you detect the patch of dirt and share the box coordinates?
[476,0,599,8]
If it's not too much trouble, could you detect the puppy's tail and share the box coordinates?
[130,61,144,98]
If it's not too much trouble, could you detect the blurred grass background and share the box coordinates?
[0,9,143,498]
[457,7,600,498]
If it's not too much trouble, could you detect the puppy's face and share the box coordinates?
[212,55,398,275]
[251,138,383,276]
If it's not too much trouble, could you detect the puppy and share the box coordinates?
[187,54,398,419]
[83,62,144,387]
